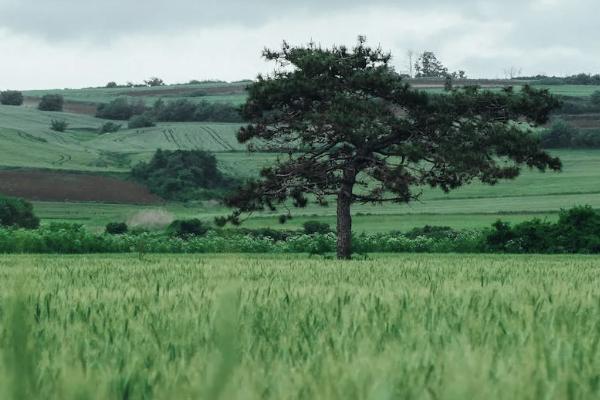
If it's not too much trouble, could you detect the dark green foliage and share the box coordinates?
[38,94,64,111]
[485,206,600,253]
[541,120,600,148]
[303,221,332,235]
[128,113,156,129]
[144,77,165,87]
[50,119,68,132]
[557,97,600,114]
[554,206,600,253]
[99,122,122,134]
[0,90,24,106]
[131,149,236,200]
[0,196,40,229]
[106,81,118,88]
[152,99,242,122]
[96,97,146,120]
[405,225,458,240]
[541,120,577,148]
[415,51,448,78]
[167,219,209,238]
[591,91,600,105]
[227,37,561,259]
[105,222,128,235]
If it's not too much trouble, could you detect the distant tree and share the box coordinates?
[132,149,236,200]
[38,94,64,111]
[0,196,39,229]
[0,90,24,106]
[128,113,156,129]
[225,37,562,259]
[99,122,122,134]
[106,81,118,88]
[50,119,68,132]
[444,75,453,91]
[591,90,600,105]
[96,98,145,120]
[144,77,165,87]
[540,120,577,148]
[167,219,210,238]
[504,66,523,80]
[415,51,449,78]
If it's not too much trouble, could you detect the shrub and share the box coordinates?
[554,206,600,253]
[105,222,128,235]
[167,219,209,238]
[152,99,242,123]
[50,119,69,132]
[0,196,40,229]
[106,81,118,88]
[303,221,332,235]
[0,90,24,106]
[485,206,600,253]
[38,94,64,111]
[571,129,600,148]
[144,77,165,87]
[128,113,156,129]
[131,149,237,200]
[96,98,145,120]
[540,120,577,148]
[99,122,122,134]
[591,91,600,105]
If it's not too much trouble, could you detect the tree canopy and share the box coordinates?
[226,37,562,259]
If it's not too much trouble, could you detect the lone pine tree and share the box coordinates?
[225,37,562,259]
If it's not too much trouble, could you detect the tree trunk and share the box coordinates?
[336,169,355,260]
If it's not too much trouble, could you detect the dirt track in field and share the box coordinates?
[0,170,163,204]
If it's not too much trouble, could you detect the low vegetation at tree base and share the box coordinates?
[1,206,600,255]
[131,149,237,201]
[1,253,599,399]
[0,196,39,229]
[0,90,24,106]
[37,94,64,111]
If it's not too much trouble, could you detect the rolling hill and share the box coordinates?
[1,80,600,232]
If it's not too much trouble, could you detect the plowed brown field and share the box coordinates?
[0,170,162,204]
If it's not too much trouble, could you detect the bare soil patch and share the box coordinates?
[0,170,163,204]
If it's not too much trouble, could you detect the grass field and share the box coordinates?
[29,149,600,231]
[2,82,600,232]
[0,104,243,171]
[1,253,599,399]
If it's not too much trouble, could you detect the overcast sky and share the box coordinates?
[0,0,598,90]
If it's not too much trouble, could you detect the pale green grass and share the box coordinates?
[0,253,599,399]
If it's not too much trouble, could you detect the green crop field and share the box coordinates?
[2,82,600,232]
[1,253,599,399]
[23,82,249,106]
[0,104,243,171]
[29,149,600,232]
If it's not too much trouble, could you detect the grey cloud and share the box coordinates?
[0,0,530,40]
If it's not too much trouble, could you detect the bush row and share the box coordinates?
[541,120,600,148]
[95,98,242,124]
[0,206,598,255]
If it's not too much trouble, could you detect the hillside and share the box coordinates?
[2,80,600,231]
